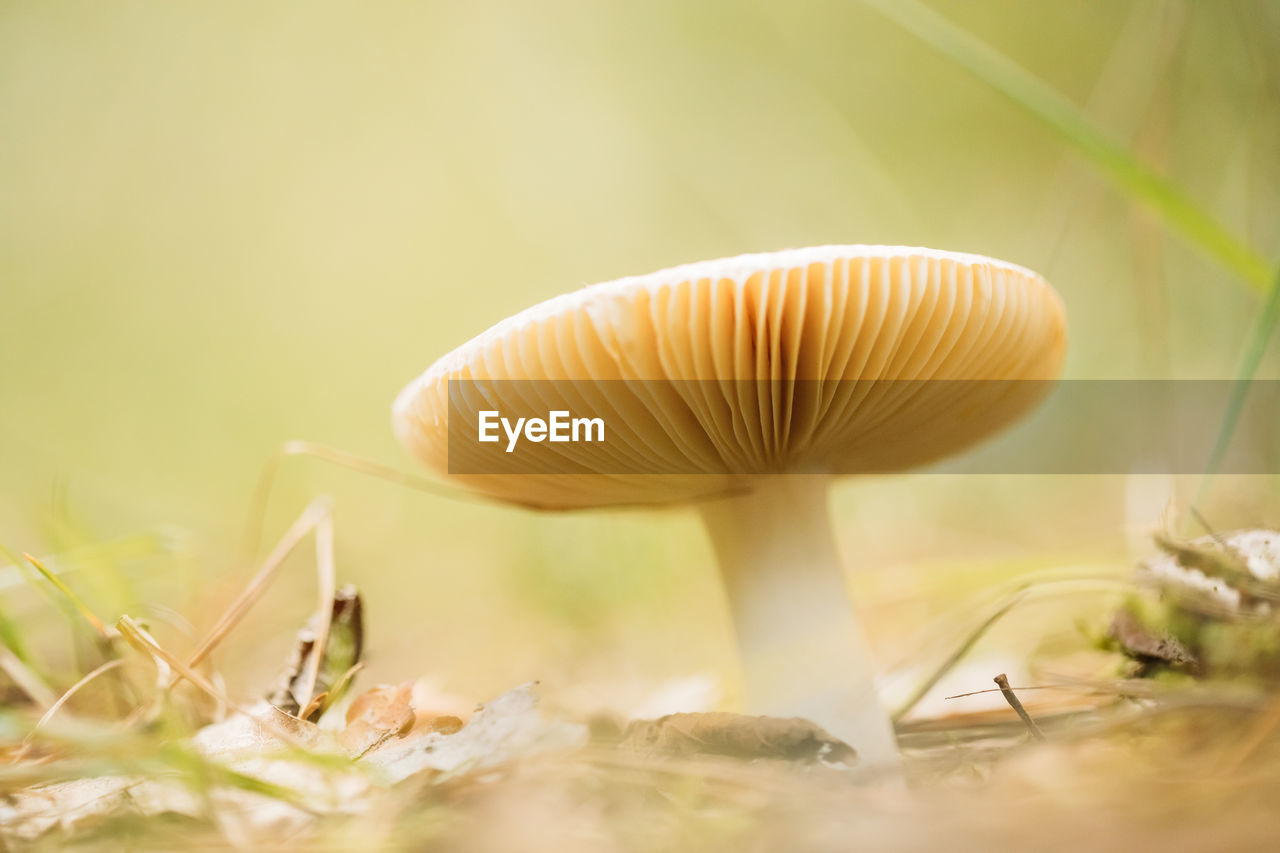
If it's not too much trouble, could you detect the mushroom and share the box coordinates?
[392,245,1066,767]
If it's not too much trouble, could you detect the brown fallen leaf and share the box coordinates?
[341,682,416,758]
[406,677,474,727]
[1108,609,1197,673]
[620,712,857,765]
[362,682,587,784]
[340,680,471,759]
[421,714,465,735]
[267,585,363,721]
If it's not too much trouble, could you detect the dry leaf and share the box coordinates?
[0,776,201,842]
[407,677,473,731]
[267,585,363,720]
[363,682,587,784]
[192,702,370,844]
[1108,609,1197,671]
[195,701,334,756]
[620,712,857,765]
[341,682,416,758]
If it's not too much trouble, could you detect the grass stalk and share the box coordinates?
[861,0,1271,293]
[1193,266,1280,511]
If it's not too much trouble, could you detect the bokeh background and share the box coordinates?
[1,1,1278,712]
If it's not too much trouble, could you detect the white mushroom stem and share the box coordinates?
[699,475,899,768]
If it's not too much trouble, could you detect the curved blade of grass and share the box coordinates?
[0,542,58,660]
[889,574,1132,722]
[1193,265,1280,512]
[889,590,1026,724]
[0,643,57,709]
[0,599,29,663]
[25,552,110,638]
[861,0,1272,293]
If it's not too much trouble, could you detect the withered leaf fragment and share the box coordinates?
[620,712,857,765]
[362,682,587,784]
[341,682,415,758]
[268,585,363,720]
[1108,610,1197,674]
[1146,530,1280,613]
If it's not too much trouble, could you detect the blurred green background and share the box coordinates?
[1,1,1277,709]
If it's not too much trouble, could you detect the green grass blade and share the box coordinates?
[862,0,1272,293]
[1193,265,1280,511]
[25,552,110,638]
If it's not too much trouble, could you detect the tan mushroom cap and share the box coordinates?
[393,245,1067,509]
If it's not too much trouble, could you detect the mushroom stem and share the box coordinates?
[699,475,899,768]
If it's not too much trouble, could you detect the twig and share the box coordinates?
[994,673,1046,741]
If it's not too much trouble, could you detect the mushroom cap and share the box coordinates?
[393,245,1067,509]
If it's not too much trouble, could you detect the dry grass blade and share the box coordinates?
[268,587,363,719]
[1218,691,1280,776]
[31,659,126,730]
[298,693,328,723]
[890,574,1131,721]
[944,685,1059,700]
[328,662,364,705]
[0,643,57,710]
[241,440,485,561]
[295,511,336,715]
[118,615,225,705]
[11,659,129,762]
[891,591,1026,723]
[183,497,333,677]
[115,615,320,751]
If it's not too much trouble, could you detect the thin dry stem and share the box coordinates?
[32,659,126,734]
[1218,691,1280,775]
[182,496,333,679]
[11,658,129,762]
[890,575,1132,721]
[241,440,480,562]
[0,643,57,710]
[994,673,1047,741]
[119,615,223,702]
[115,614,317,750]
[295,511,336,715]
